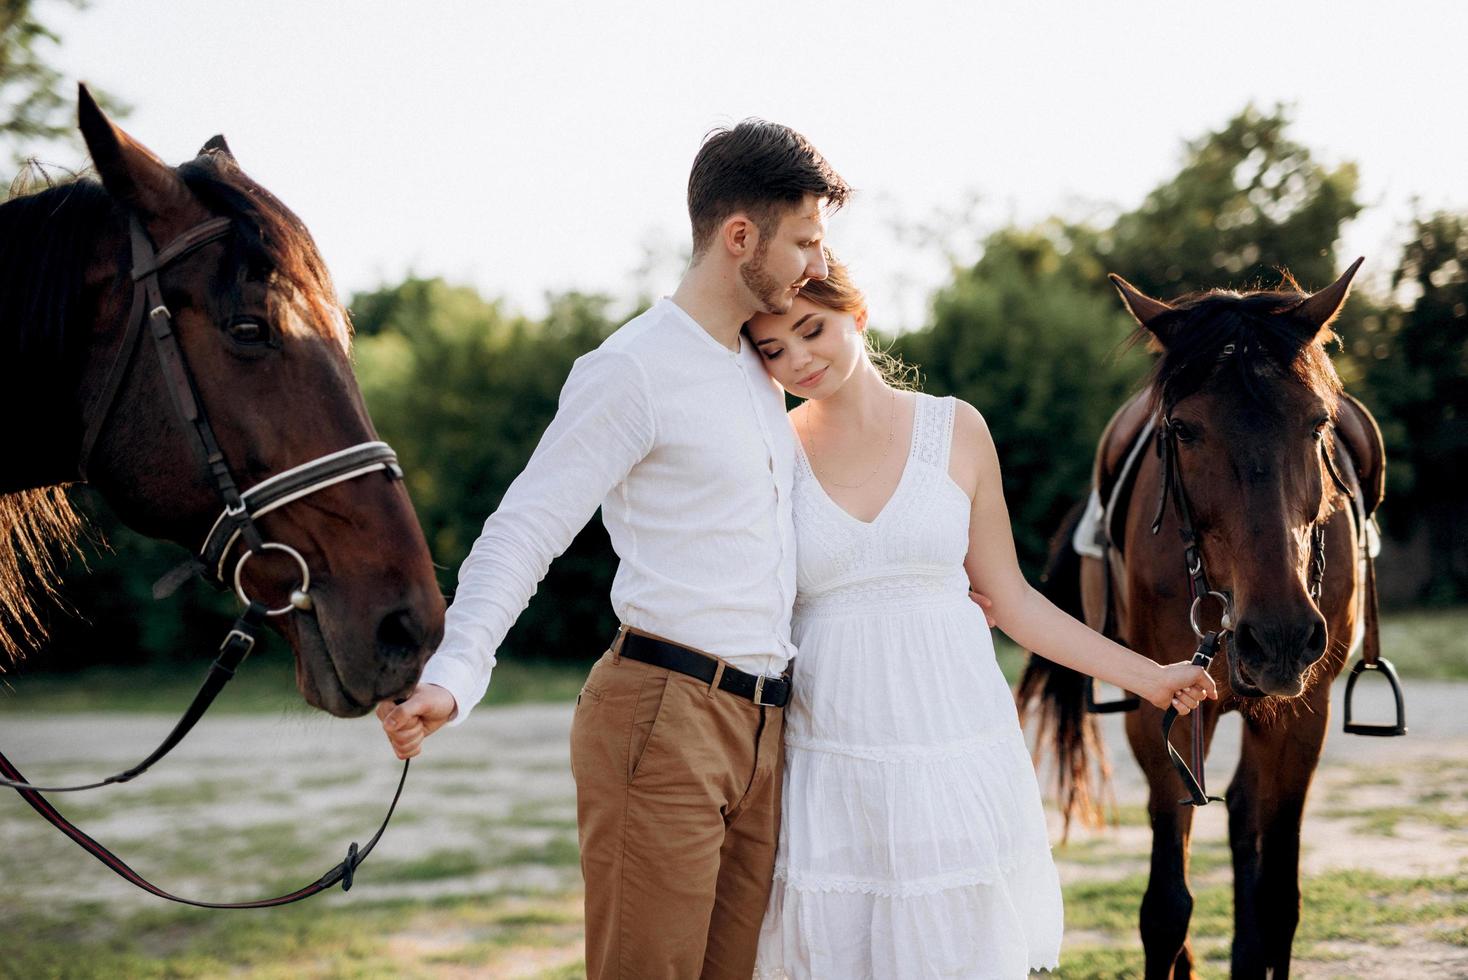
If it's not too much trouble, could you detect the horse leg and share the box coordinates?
[1142,795,1196,980]
[1227,742,1265,976]
[1128,706,1221,980]
[1230,708,1327,979]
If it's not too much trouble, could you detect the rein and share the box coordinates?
[2,211,412,907]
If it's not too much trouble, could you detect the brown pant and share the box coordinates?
[569,631,784,980]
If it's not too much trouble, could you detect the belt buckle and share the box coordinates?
[753,674,770,707]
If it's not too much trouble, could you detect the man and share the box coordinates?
[378,119,849,979]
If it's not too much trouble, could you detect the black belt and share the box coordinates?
[617,631,791,708]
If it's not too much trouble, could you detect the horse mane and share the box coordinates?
[0,175,117,412]
[1137,278,1344,416]
[0,489,85,666]
[0,175,114,665]
[0,153,348,664]
[176,151,348,340]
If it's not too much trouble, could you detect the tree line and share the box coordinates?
[6,97,1465,670]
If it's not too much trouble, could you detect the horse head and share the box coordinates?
[1111,260,1363,698]
[37,87,444,716]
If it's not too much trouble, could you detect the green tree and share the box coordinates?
[894,106,1365,577]
[352,279,625,662]
[1102,104,1361,297]
[1,0,127,169]
[1344,212,1468,601]
[895,223,1147,577]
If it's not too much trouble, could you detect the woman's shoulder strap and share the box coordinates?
[910,392,956,470]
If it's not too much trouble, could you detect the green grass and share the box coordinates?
[1055,869,1467,978]
[367,848,495,883]
[1342,765,1404,788]
[1374,606,1468,680]
[1320,802,1468,837]
[355,831,580,886]
[502,835,582,868]
[1052,944,1147,977]
[0,891,587,979]
[1437,924,1468,947]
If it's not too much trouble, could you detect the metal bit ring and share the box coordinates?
[233,542,312,617]
[1189,590,1233,639]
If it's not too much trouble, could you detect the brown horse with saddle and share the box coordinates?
[1020,260,1405,978]
[1,87,445,906]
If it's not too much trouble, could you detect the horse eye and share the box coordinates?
[1170,420,1197,443]
[1311,417,1329,440]
[227,319,269,345]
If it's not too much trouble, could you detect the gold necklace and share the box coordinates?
[801,389,898,489]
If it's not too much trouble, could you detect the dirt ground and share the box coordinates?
[2,679,1464,978]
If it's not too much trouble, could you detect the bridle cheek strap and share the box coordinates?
[76,216,233,481]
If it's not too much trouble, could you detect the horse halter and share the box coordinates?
[1,211,411,908]
[1149,406,1355,807]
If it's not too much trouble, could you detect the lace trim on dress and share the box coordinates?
[793,568,972,616]
[910,393,954,470]
[771,846,1056,899]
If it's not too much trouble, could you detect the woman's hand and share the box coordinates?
[1150,662,1219,715]
[968,590,996,628]
[376,684,458,759]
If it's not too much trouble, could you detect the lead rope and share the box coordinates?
[1,750,408,908]
[1161,631,1226,807]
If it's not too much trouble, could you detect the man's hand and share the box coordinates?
[376,684,458,759]
[968,590,997,628]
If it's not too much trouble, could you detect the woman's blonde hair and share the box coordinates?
[798,249,918,390]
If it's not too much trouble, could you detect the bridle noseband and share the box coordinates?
[2,211,414,908]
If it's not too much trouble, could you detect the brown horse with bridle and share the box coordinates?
[1,87,445,906]
[1020,261,1403,978]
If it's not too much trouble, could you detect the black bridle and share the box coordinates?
[1150,404,1352,808]
[2,213,411,907]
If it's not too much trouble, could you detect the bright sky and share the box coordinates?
[39,0,1468,330]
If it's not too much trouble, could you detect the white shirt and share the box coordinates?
[420,298,798,724]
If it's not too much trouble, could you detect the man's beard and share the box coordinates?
[740,241,793,315]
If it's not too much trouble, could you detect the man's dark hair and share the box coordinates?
[687,119,850,257]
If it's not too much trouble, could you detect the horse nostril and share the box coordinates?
[1304,618,1328,664]
[1233,621,1261,660]
[376,608,425,662]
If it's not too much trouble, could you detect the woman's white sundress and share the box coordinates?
[754,393,1063,980]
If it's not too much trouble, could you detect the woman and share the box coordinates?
[745,253,1216,979]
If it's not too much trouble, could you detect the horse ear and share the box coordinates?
[200,134,234,159]
[78,82,191,221]
[1290,257,1365,339]
[1108,274,1175,339]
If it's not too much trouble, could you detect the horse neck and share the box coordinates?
[0,186,126,494]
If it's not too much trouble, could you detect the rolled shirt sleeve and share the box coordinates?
[418,347,655,724]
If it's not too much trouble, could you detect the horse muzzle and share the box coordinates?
[1228,612,1328,698]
